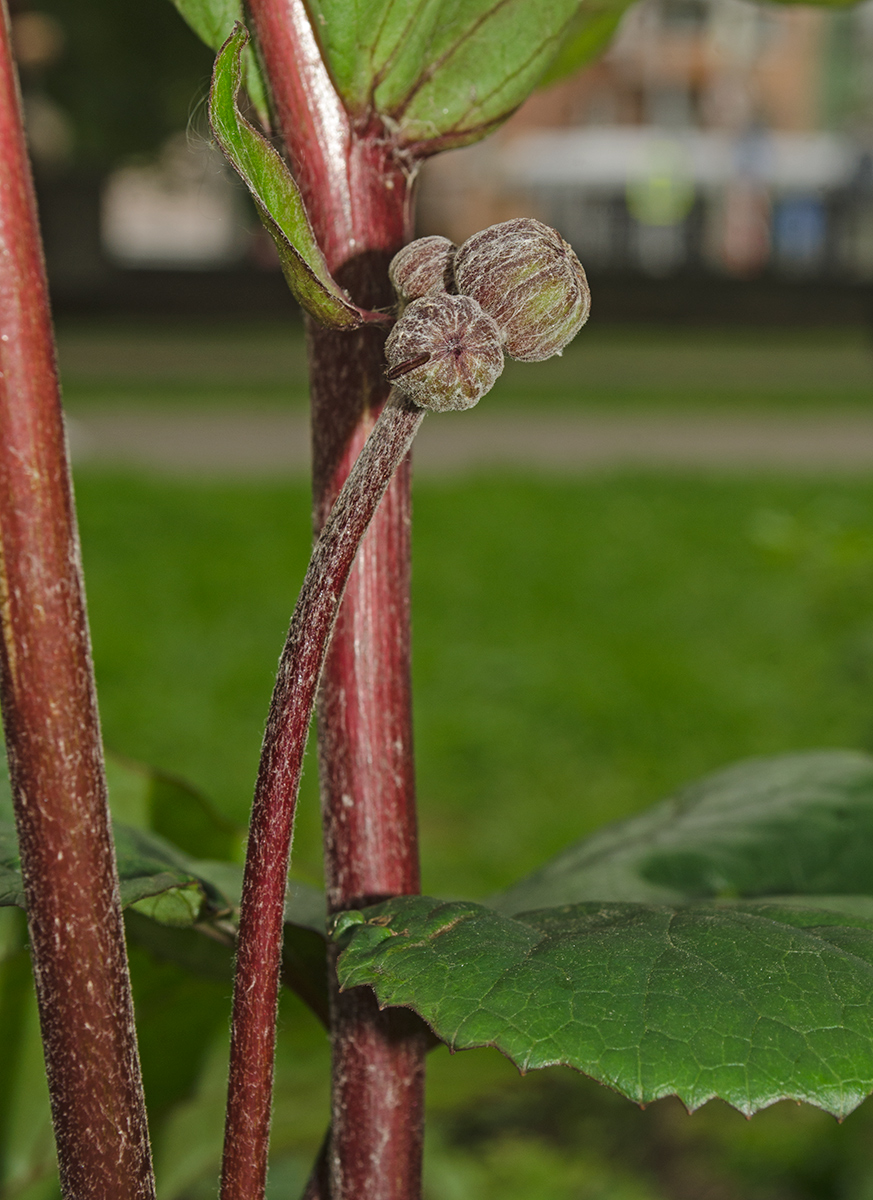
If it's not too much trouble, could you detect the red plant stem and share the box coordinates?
[246,3,427,1198]
[220,392,425,1200]
[0,9,154,1198]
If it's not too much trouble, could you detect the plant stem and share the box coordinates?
[246,3,427,1197]
[220,392,425,1200]
[0,9,154,1198]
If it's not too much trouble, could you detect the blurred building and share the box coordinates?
[11,0,873,318]
[417,0,873,282]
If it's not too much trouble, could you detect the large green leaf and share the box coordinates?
[209,25,382,329]
[333,893,873,1118]
[490,751,873,915]
[334,751,873,1116]
[304,0,633,151]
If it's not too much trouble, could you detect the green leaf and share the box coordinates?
[333,893,873,1118]
[0,813,224,928]
[105,753,242,863]
[0,864,24,909]
[0,746,329,1018]
[170,0,242,50]
[209,26,375,329]
[129,884,205,927]
[490,751,873,915]
[114,825,220,923]
[0,750,232,921]
[304,0,632,152]
[168,0,269,121]
[0,810,330,1019]
[120,848,328,1022]
[0,919,57,1195]
[125,885,330,1026]
[536,1,629,91]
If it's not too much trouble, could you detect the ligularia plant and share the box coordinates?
[1,1,872,1199]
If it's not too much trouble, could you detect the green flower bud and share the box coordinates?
[453,218,591,362]
[384,294,504,413]
[389,236,457,303]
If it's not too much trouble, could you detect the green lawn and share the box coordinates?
[70,465,873,1200]
[11,317,873,1198]
[55,319,873,413]
[75,471,873,897]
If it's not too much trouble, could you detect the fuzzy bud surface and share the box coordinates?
[454,218,590,362]
[384,293,504,412]
[389,236,457,302]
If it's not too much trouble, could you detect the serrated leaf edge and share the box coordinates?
[334,895,873,1119]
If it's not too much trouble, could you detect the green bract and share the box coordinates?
[208,25,374,330]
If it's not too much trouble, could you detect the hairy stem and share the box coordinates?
[220,392,424,1200]
[246,2,427,1197]
[0,8,154,1197]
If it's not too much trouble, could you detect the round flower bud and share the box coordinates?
[384,293,504,413]
[388,236,456,302]
[453,218,590,362]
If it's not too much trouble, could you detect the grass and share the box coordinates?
[69,465,873,1200]
[55,319,873,413]
[76,471,873,895]
[15,316,873,1198]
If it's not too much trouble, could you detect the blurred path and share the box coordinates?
[67,409,873,476]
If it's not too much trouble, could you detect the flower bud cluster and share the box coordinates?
[385,218,590,412]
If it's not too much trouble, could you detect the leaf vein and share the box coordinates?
[390,0,516,118]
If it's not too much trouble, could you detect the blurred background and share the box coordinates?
[5,0,873,1197]
[8,0,873,317]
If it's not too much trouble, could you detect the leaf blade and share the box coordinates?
[536,1,628,90]
[334,894,873,1117]
[304,0,634,152]
[491,751,873,914]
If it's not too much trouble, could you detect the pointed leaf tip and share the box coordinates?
[208,24,382,330]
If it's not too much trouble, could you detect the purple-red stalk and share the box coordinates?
[0,7,155,1198]
[220,393,425,1200]
[245,2,428,1198]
